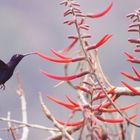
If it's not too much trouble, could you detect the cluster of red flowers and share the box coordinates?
[121,9,140,94]
[35,1,139,138]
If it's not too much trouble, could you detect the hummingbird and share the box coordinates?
[0,53,34,90]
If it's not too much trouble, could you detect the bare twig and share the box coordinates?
[9,128,17,140]
[16,72,29,140]
[7,112,17,140]
[0,117,59,132]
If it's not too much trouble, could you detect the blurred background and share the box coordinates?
[0,0,140,139]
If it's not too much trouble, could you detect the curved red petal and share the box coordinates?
[35,52,72,63]
[86,2,113,18]
[121,81,140,94]
[124,52,134,59]
[93,87,115,101]
[132,66,140,79]
[66,96,79,107]
[75,85,91,94]
[40,69,89,81]
[47,96,76,110]
[121,72,140,81]
[96,114,137,123]
[50,49,71,59]
[60,38,78,53]
[87,34,112,50]
[100,103,138,112]
[56,119,84,126]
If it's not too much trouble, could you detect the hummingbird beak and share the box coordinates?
[23,52,35,57]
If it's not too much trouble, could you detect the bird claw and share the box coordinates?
[0,84,5,90]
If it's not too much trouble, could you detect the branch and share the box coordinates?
[114,87,140,96]
[16,72,29,140]
[0,117,59,132]
[39,93,75,140]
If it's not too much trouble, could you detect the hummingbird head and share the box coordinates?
[10,53,35,62]
[10,54,25,62]
[8,52,35,69]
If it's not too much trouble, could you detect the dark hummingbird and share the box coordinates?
[0,53,34,90]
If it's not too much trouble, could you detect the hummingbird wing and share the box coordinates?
[0,60,8,69]
[0,60,9,85]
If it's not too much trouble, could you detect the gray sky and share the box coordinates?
[0,1,140,139]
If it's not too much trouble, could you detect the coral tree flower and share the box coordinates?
[36,0,139,133]
[96,114,137,123]
[47,95,138,125]
[35,51,85,63]
[86,34,112,51]
[121,81,140,95]
[78,2,113,19]
[56,119,84,126]
[40,69,90,81]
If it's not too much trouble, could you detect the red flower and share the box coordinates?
[121,81,140,95]
[87,34,112,50]
[99,103,138,113]
[96,114,137,123]
[56,119,84,126]
[121,72,140,81]
[60,37,78,53]
[79,2,113,19]
[35,52,85,63]
[40,69,89,81]
[47,96,77,110]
